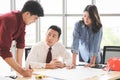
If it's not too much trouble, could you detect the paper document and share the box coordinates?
[33,66,107,80]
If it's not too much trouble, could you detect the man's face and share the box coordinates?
[23,12,39,25]
[46,29,59,47]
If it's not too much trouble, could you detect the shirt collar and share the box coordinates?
[44,41,58,49]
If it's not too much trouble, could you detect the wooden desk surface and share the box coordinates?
[16,67,120,80]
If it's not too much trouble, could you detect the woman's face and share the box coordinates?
[83,11,92,27]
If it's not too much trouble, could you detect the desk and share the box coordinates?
[16,66,120,80]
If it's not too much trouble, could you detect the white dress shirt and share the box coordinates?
[25,41,72,69]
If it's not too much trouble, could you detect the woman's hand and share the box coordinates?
[85,56,96,67]
[84,63,96,67]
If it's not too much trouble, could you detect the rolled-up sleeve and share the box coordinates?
[91,27,103,55]
[16,31,25,49]
[0,11,25,59]
[71,22,81,54]
[0,20,13,59]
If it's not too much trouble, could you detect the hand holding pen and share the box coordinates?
[20,65,33,77]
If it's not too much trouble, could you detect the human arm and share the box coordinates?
[15,28,25,66]
[26,55,64,69]
[67,52,77,69]
[25,43,52,69]
[67,22,81,69]
[51,42,72,68]
[5,57,33,77]
[72,52,77,66]
[85,56,96,67]
[86,28,103,67]
[25,44,46,69]
[16,48,24,66]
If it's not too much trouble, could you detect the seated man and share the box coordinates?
[25,25,72,69]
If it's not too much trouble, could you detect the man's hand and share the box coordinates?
[46,59,65,69]
[21,68,33,77]
[5,57,33,77]
[66,64,76,69]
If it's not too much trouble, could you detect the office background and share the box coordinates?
[0,0,120,75]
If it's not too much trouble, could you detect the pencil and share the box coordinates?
[29,65,32,69]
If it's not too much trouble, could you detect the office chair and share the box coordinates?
[102,46,120,64]
[25,47,31,60]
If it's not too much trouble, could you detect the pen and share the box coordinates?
[29,65,32,69]
[108,68,111,73]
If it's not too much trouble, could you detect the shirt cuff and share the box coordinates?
[29,62,46,69]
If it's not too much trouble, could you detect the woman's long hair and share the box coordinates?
[83,5,102,33]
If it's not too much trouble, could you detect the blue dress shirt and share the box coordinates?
[71,21,103,63]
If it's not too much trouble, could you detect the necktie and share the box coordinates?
[46,47,52,63]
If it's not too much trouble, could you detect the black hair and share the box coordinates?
[48,25,61,38]
[83,5,102,33]
[21,0,44,17]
